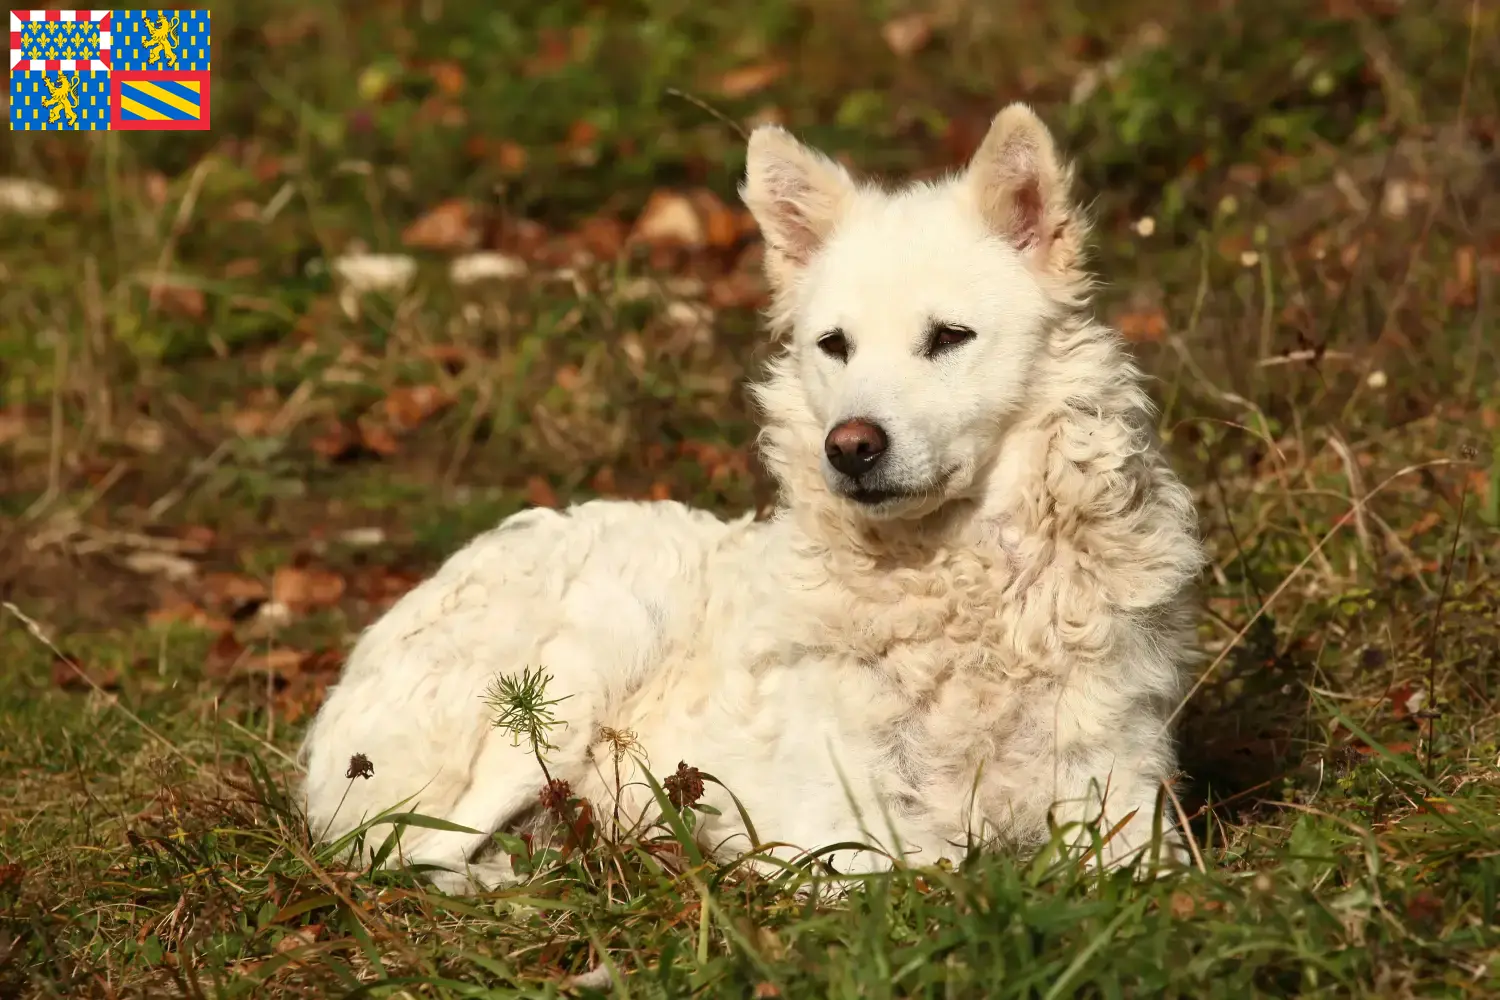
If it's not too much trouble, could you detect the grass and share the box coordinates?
[2,0,1499,995]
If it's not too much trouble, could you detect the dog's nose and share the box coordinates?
[824,419,889,477]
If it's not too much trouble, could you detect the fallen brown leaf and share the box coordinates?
[231,406,278,438]
[427,60,465,96]
[52,655,121,692]
[468,138,527,175]
[690,189,741,249]
[1403,890,1443,925]
[680,440,749,487]
[358,420,401,458]
[590,466,619,496]
[414,95,467,129]
[568,120,599,147]
[1472,469,1493,509]
[206,629,247,674]
[224,257,262,280]
[708,270,768,310]
[524,27,579,77]
[881,13,933,57]
[147,597,232,633]
[495,141,527,173]
[507,217,551,258]
[1167,890,1224,918]
[310,423,359,461]
[941,113,989,166]
[311,424,397,462]
[272,566,347,612]
[275,922,324,954]
[1354,740,1414,755]
[565,120,600,166]
[353,566,421,609]
[176,525,217,553]
[1215,233,1250,262]
[715,61,786,99]
[526,476,560,509]
[632,190,706,249]
[202,572,269,607]
[293,296,340,341]
[0,405,27,444]
[576,215,627,260]
[242,648,310,679]
[1115,307,1168,343]
[1407,510,1444,537]
[1385,682,1425,720]
[382,384,453,431]
[303,649,346,675]
[275,670,339,723]
[149,279,207,321]
[1444,245,1476,307]
[120,416,166,456]
[401,199,480,252]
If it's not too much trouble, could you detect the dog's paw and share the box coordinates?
[424,868,480,896]
[418,854,520,896]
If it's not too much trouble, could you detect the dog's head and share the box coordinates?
[743,104,1089,521]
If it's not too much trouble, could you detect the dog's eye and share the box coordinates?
[926,323,976,356]
[817,330,849,362]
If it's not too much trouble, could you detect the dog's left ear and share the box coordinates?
[966,103,1079,273]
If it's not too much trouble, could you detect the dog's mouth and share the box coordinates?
[835,467,961,514]
[846,486,907,506]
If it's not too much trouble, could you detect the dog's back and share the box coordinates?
[299,500,748,865]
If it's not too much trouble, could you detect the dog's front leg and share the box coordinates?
[396,734,551,893]
[1045,751,1189,874]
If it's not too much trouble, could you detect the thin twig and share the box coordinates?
[145,156,215,320]
[1162,779,1207,873]
[1422,470,1470,779]
[665,87,749,140]
[4,601,200,771]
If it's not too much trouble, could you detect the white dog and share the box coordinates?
[299,103,1205,892]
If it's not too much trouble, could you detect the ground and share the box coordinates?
[1,0,1498,996]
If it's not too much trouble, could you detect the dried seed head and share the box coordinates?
[598,725,644,765]
[1329,744,1364,777]
[146,752,183,786]
[664,761,704,809]
[539,777,573,814]
[346,753,375,780]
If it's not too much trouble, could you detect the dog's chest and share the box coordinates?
[809,646,1044,852]
[814,535,1116,815]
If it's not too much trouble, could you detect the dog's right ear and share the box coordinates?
[741,126,855,291]
[966,103,1083,281]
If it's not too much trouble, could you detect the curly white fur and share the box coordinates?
[299,104,1205,891]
